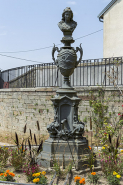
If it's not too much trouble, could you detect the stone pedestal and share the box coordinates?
[37,137,91,170]
[37,88,92,170]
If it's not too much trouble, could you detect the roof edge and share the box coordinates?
[97,0,117,19]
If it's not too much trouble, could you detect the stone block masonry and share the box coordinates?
[0,86,122,144]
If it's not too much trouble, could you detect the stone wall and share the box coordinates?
[0,86,122,144]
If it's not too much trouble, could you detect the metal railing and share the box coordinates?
[0,57,123,88]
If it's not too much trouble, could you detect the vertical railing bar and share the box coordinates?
[87,60,88,86]
[94,59,95,86]
[37,64,38,87]
[48,63,50,87]
[32,65,35,87]
[83,60,84,86]
[54,64,56,86]
[101,59,102,85]
[18,68,19,87]
[29,66,31,87]
[98,59,99,85]
[32,65,33,88]
[49,63,51,87]
[109,58,110,85]
[34,64,37,87]
[26,66,27,88]
[42,64,43,87]
[22,67,23,87]
[30,65,32,88]
[105,59,106,86]
[23,67,24,87]
[21,67,22,88]
[121,58,122,85]
[117,57,118,85]
[33,65,34,87]
[36,65,37,87]
[113,58,114,86]
[31,65,33,88]
[90,60,91,86]
[44,64,45,86]
[39,64,40,87]
[28,66,30,87]
[8,70,9,88]
[23,66,25,88]
[25,66,26,88]
[47,63,48,87]
[35,64,36,87]
[80,60,81,86]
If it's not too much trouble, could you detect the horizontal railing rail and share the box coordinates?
[0,57,123,88]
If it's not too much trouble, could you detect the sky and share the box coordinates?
[0,0,111,71]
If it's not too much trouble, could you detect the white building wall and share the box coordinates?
[103,0,123,58]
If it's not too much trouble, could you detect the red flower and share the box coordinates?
[104,133,107,135]
[122,105,123,107]
[118,113,121,116]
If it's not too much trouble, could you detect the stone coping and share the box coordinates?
[0,86,122,92]
[0,181,34,185]
[0,143,122,152]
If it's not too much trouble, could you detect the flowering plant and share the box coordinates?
[0,146,10,169]
[87,172,99,185]
[0,170,15,182]
[74,176,85,184]
[10,147,27,171]
[100,151,123,176]
[100,133,123,176]
[87,146,96,172]
[107,171,121,185]
[23,163,40,182]
[32,171,47,184]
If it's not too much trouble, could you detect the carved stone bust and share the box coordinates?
[58,7,77,35]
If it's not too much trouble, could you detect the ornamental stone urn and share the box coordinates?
[37,7,96,170]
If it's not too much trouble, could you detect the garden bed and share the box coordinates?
[0,165,123,185]
[0,167,123,185]
[0,136,123,185]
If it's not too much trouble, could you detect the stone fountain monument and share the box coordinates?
[37,7,90,170]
